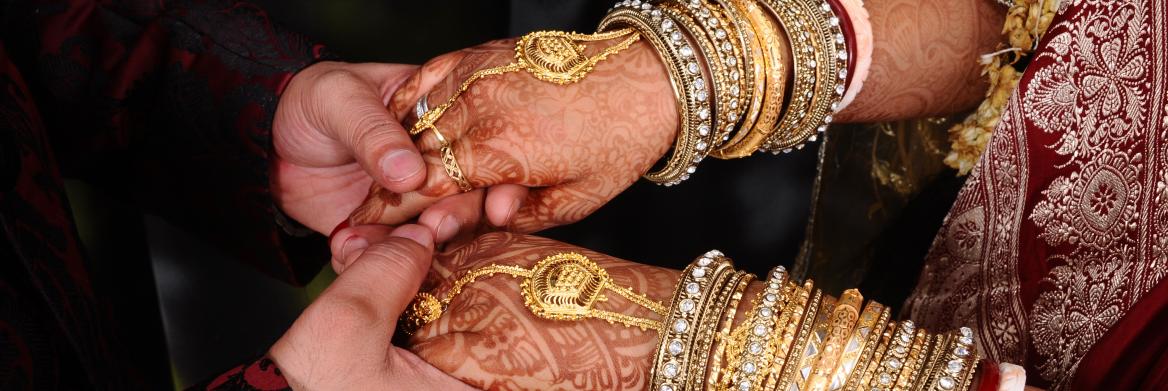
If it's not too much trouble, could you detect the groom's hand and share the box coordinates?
[272,61,427,234]
[269,224,475,390]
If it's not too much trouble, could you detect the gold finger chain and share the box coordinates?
[400,252,667,336]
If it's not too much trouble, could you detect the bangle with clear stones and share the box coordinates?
[650,250,734,391]
[601,2,708,186]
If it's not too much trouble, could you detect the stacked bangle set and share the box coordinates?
[652,251,981,391]
[600,0,855,185]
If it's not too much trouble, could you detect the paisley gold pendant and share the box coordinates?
[521,252,609,320]
[516,30,639,85]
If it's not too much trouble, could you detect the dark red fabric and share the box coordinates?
[0,0,330,389]
[1071,276,1168,390]
[976,360,1001,391]
[196,355,291,391]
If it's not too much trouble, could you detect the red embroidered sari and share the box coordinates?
[903,0,1168,388]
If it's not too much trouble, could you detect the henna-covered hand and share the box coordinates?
[349,38,679,234]
[409,233,681,390]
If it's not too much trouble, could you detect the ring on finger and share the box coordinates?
[428,124,473,193]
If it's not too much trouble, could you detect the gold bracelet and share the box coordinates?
[806,289,863,391]
[761,0,847,152]
[926,328,978,391]
[660,5,722,163]
[398,252,666,335]
[689,269,751,388]
[651,250,735,391]
[762,280,806,391]
[855,321,896,391]
[711,0,789,157]
[837,303,890,390]
[751,0,818,154]
[774,282,823,391]
[722,266,789,391]
[892,329,929,391]
[708,270,756,389]
[790,294,838,390]
[600,5,705,186]
[870,321,916,390]
[674,0,750,147]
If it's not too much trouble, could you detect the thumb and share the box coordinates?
[321,224,436,330]
[319,70,428,193]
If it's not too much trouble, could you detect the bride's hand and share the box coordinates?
[407,232,680,390]
[348,37,678,235]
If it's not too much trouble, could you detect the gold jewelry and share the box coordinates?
[761,0,847,152]
[807,289,863,391]
[711,0,788,157]
[426,125,474,192]
[409,29,638,134]
[925,328,978,391]
[690,270,752,388]
[837,304,890,390]
[399,252,666,335]
[721,266,789,391]
[892,329,928,391]
[870,321,916,390]
[600,6,705,186]
[791,294,838,390]
[855,321,896,391]
[651,250,734,391]
[774,282,823,391]
[660,5,721,162]
[763,280,807,390]
[674,0,749,147]
[708,270,756,388]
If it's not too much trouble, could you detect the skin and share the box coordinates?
[345,0,1007,237]
[269,225,475,390]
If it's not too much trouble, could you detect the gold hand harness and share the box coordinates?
[401,252,667,336]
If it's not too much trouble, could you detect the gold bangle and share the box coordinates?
[674,0,750,147]
[651,250,735,391]
[693,270,753,388]
[601,6,705,186]
[926,328,978,391]
[790,293,838,390]
[837,304,890,390]
[762,0,847,152]
[871,321,916,390]
[722,266,790,391]
[660,5,722,158]
[711,0,789,157]
[707,270,756,388]
[398,252,666,335]
[856,321,896,391]
[806,288,863,391]
[753,0,822,154]
[892,329,929,391]
[762,280,807,390]
[774,282,824,391]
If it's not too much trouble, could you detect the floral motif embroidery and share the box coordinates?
[908,0,1168,387]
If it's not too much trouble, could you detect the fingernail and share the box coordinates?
[435,215,461,242]
[391,224,435,248]
[380,150,424,183]
[339,235,369,262]
[504,199,521,225]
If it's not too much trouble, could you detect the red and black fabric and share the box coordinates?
[0,0,330,388]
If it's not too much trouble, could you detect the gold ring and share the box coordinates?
[427,125,473,193]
